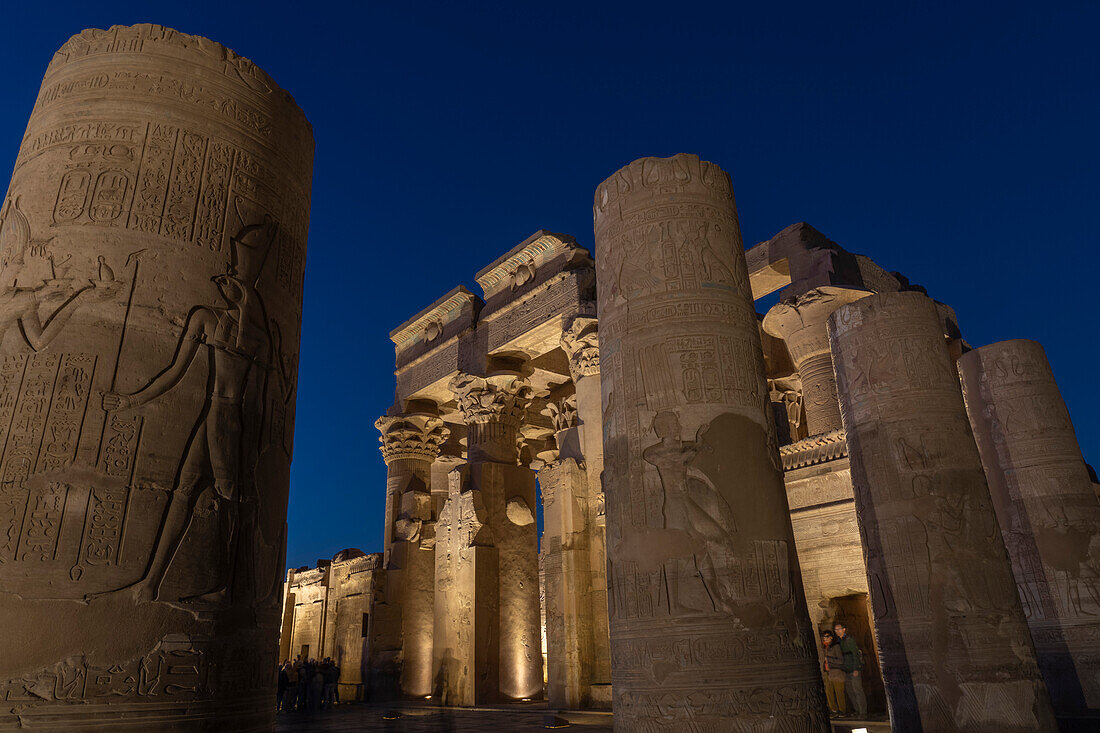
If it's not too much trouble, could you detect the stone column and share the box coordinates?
[434,463,497,705]
[593,154,827,729]
[959,339,1100,717]
[537,446,591,709]
[0,25,311,731]
[763,286,868,436]
[561,315,613,706]
[373,414,448,697]
[829,292,1057,731]
[449,371,543,701]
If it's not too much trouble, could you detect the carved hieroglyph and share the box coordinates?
[959,340,1100,717]
[373,413,448,697]
[830,293,1056,731]
[0,25,311,731]
[593,154,828,730]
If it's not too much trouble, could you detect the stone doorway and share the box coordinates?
[829,593,887,716]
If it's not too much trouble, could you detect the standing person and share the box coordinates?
[834,622,867,719]
[297,658,309,711]
[284,660,299,712]
[821,631,847,718]
[333,660,341,704]
[324,659,340,707]
[321,658,338,709]
[277,662,289,713]
[308,660,325,712]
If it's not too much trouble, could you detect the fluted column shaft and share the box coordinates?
[959,339,1100,718]
[830,292,1056,731]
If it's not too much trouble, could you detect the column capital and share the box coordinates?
[448,372,532,427]
[541,393,578,433]
[561,316,600,380]
[374,413,450,464]
[762,286,869,363]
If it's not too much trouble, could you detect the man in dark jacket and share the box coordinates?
[834,622,868,719]
[322,658,340,709]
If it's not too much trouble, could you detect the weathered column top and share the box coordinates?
[561,316,599,380]
[375,413,450,464]
[448,371,532,427]
[763,286,870,362]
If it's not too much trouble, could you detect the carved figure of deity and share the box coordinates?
[643,410,740,615]
[102,217,288,604]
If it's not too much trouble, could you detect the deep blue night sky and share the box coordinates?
[2,2,1097,570]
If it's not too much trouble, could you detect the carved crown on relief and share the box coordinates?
[561,316,599,379]
[374,414,450,463]
[448,372,532,427]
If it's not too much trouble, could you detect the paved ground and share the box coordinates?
[274,702,612,732]
[274,702,889,732]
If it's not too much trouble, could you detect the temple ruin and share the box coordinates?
[0,23,1095,733]
[279,154,1099,730]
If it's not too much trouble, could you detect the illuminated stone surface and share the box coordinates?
[0,24,311,731]
[960,340,1100,720]
[831,292,1057,731]
[593,154,828,730]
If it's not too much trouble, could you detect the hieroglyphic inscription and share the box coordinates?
[17,482,69,562]
[34,71,273,139]
[3,352,61,486]
[1,646,206,703]
[129,123,176,232]
[831,294,1054,730]
[26,121,307,267]
[193,140,235,250]
[73,414,144,567]
[0,353,98,564]
[160,131,207,241]
[595,155,824,727]
[38,353,96,472]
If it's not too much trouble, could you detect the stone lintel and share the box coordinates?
[474,230,592,306]
[390,285,482,365]
[482,268,595,356]
[745,246,792,301]
[783,458,854,511]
